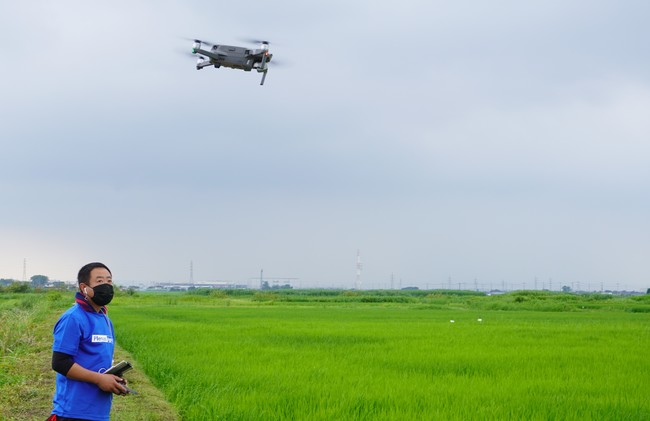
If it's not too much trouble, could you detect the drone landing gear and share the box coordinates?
[196,58,214,71]
[257,50,270,85]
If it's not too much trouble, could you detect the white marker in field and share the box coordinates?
[477,318,483,322]
[450,320,455,323]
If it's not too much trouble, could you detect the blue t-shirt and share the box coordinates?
[52,293,115,421]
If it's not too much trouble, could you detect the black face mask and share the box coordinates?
[88,284,114,306]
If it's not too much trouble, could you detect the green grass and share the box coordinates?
[109,292,650,420]
[2,289,650,420]
[0,291,180,421]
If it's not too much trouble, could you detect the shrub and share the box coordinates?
[252,292,277,302]
[209,290,228,299]
[46,291,63,302]
[7,283,31,293]
[627,306,650,313]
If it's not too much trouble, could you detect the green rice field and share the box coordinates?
[109,291,650,420]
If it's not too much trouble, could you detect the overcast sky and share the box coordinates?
[1,0,649,291]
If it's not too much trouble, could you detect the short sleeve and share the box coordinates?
[52,311,82,356]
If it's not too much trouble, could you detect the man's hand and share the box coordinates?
[65,363,129,395]
[97,374,129,395]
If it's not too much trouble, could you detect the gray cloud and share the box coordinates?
[1,0,649,291]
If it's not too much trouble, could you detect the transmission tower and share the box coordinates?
[355,250,362,290]
[23,258,27,283]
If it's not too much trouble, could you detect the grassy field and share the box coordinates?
[0,291,180,421]
[110,290,650,420]
[2,289,649,420]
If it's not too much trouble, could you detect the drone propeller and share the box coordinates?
[240,38,276,53]
[239,38,271,45]
[182,37,218,49]
[178,50,202,59]
[195,39,218,47]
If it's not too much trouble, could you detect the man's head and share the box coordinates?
[78,262,112,287]
[78,262,113,307]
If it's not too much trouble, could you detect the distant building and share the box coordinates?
[149,282,248,291]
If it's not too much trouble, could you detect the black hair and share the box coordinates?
[77,262,112,285]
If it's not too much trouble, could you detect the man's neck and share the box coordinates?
[74,291,105,313]
[88,300,103,312]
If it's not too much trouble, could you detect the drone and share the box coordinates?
[189,39,274,85]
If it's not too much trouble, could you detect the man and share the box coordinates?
[48,262,128,421]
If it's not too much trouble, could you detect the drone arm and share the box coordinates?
[260,70,268,85]
[193,48,221,61]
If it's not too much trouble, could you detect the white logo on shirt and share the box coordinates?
[92,335,113,343]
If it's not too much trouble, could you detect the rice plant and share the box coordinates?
[110,296,650,420]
